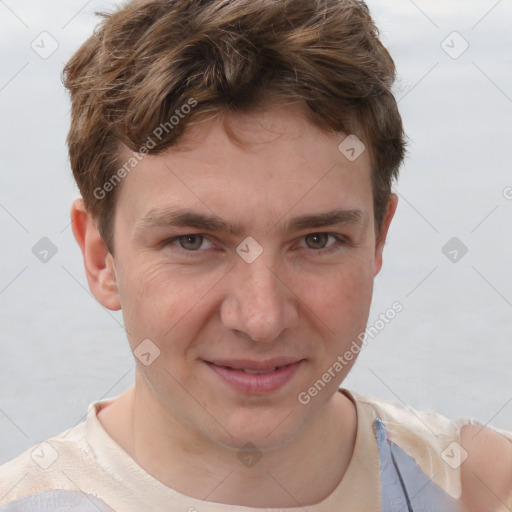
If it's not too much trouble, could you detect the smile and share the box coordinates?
[204,359,304,395]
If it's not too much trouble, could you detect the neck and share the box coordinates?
[98,383,357,508]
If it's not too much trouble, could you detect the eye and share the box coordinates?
[300,233,346,254]
[164,234,214,251]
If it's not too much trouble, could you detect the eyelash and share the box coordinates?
[162,233,347,256]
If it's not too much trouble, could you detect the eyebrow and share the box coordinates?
[136,207,367,236]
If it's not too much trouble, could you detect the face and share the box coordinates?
[106,105,392,451]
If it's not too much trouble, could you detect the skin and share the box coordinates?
[71,103,400,507]
[460,425,512,512]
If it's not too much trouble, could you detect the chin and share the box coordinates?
[207,405,307,453]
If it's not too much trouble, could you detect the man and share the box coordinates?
[1,0,511,510]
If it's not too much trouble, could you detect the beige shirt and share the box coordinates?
[1,388,511,511]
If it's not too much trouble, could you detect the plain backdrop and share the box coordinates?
[0,0,511,465]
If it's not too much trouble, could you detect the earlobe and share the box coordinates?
[374,193,398,277]
[70,198,121,311]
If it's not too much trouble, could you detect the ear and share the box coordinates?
[70,198,121,310]
[374,193,398,277]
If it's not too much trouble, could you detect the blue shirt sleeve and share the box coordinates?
[374,418,467,512]
[0,489,116,512]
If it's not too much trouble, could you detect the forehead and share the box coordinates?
[115,105,373,228]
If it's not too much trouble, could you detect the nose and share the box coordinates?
[220,254,299,342]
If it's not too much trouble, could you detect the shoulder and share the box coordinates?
[347,389,512,507]
[459,423,512,512]
[350,389,462,445]
[0,422,90,504]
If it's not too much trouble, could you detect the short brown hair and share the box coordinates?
[63,0,406,254]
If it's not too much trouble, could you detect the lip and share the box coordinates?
[204,358,304,395]
[206,357,302,372]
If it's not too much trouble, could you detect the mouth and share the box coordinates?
[203,358,304,395]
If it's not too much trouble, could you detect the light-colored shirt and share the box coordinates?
[1,388,511,511]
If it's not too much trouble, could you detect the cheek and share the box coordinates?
[116,261,212,349]
[293,255,374,335]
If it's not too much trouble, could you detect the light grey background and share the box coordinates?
[0,0,511,465]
